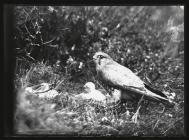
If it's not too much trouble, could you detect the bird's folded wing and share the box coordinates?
[122,85,169,101]
[101,63,145,89]
[100,64,169,101]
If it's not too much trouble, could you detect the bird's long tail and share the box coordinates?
[144,84,168,101]
[123,84,169,101]
[145,88,169,101]
[122,84,175,107]
[144,84,175,107]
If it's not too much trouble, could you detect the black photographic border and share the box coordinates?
[2,0,187,139]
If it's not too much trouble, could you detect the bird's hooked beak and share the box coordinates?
[93,55,97,60]
[93,55,101,65]
[92,55,99,65]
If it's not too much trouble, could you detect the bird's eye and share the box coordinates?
[99,55,105,59]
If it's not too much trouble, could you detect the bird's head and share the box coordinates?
[93,52,113,67]
[83,82,95,93]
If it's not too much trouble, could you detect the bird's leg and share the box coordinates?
[131,105,141,124]
[131,95,144,124]
[137,95,144,108]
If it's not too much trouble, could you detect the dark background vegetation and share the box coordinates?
[14,6,184,83]
[11,6,184,136]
